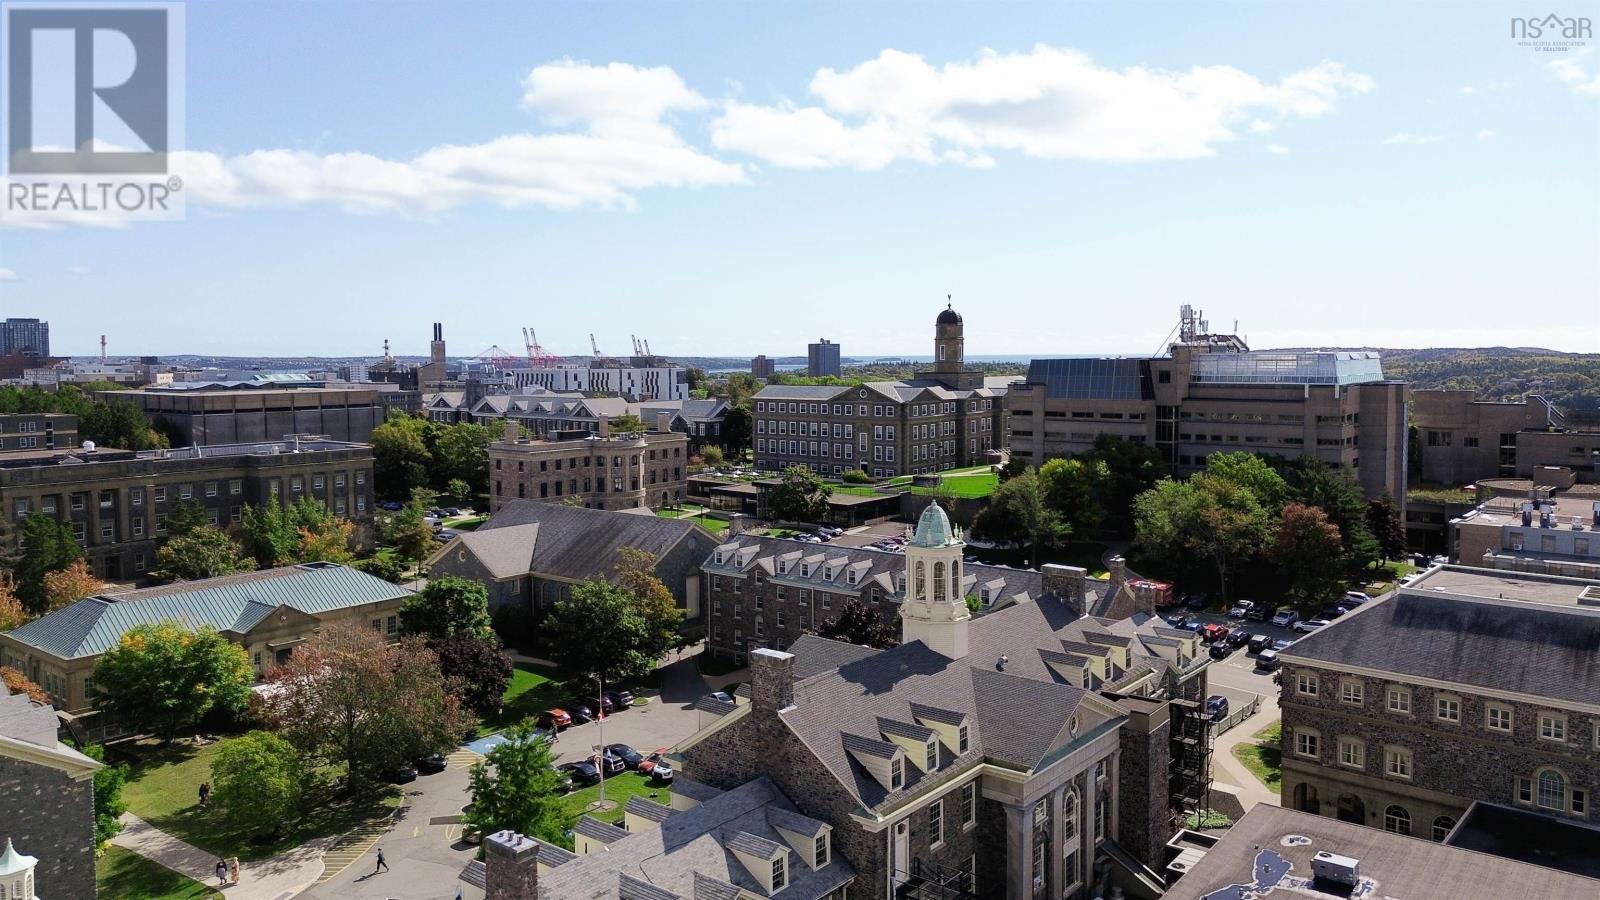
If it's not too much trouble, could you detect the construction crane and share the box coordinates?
[643,339,653,356]
[590,333,603,358]
[631,335,644,356]
[522,328,556,367]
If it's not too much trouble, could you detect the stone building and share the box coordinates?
[1412,389,1599,484]
[753,305,1008,478]
[0,686,100,899]
[0,413,75,453]
[0,563,411,713]
[1277,566,1600,844]
[100,385,385,446]
[1007,306,1409,506]
[488,420,688,512]
[0,437,375,581]
[678,505,1210,900]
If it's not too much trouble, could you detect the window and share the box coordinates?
[890,756,903,789]
[1433,816,1456,842]
[1486,704,1513,732]
[1295,672,1318,697]
[1340,680,1363,705]
[1538,770,1566,811]
[1384,746,1413,779]
[1338,737,1365,769]
[1295,730,1320,759]
[928,797,944,847]
[958,724,969,754]
[925,740,937,770]
[961,782,976,826]
[1094,795,1106,841]
[770,856,786,891]
[1436,695,1460,723]
[1032,841,1046,890]
[1387,687,1411,714]
[1384,805,1412,835]
[1540,713,1567,742]
[814,833,829,868]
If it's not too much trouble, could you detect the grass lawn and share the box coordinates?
[1408,484,1478,505]
[97,846,222,900]
[477,662,567,736]
[1231,722,1283,793]
[910,472,999,499]
[560,772,671,835]
[656,507,730,534]
[445,514,487,530]
[121,738,401,861]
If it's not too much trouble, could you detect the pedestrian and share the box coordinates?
[374,848,389,874]
[214,859,228,886]
[198,782,210,808]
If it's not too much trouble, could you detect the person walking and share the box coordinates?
[198,782,210,808]
[214,859,228,886]
[374,848,389,874]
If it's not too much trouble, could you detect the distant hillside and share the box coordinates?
[1376,348,1600,408]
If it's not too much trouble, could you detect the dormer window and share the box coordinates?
[715,551,724,565]
[847,569,859,585]
[801,564,810,577]
[890,756,904,789]
[958,724,970,754]
[771,856,787,890]
[814,833,830,868]
[777,561,788,575]
[925,740,938,770]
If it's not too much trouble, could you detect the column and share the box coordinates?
[1004,802,1031,900]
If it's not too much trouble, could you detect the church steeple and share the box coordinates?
[901,504,970,659]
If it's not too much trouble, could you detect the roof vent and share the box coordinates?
[996,654,1009,671]
[1311,851,1360,887]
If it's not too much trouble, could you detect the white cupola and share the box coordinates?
[900,504,970,659]
[0,838,37,900]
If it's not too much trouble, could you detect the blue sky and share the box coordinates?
[3,0,1597,358]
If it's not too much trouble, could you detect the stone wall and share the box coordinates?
[1115,714,1173,868]
[0,756,95,900]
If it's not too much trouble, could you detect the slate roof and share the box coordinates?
[5,564,413,660]
[785,635,880,680]
[1281,588,1600,706]
[466,501,708,583]
[625,795,675,825]
[0,687,100,774]
[535,776,855,900]
[752,385,848,401]
[445,522,540,580]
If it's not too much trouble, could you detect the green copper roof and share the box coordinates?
[911,503,956,548]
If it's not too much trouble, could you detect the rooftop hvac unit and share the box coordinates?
[1311,851,1360,887]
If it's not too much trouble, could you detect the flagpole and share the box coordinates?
[596,672,605,810]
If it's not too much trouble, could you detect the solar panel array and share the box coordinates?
[1024,358,1152,400]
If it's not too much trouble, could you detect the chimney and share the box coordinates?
[1107,555,1128,589]
[728,514,750,536]
[598,417,611,438]
[750,647,795,714]
[484,830,540,900]
[656,411,672,434]
[1041,564,1088,617]
[503,420,519,443]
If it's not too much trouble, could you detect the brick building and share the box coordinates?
[0,686,99,900]
[0,437,375,581]
[753,305,1007,478]
[1277,566,1600,844]
[0,413,76,453]
[488,420,688,512]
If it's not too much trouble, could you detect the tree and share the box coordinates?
[544,580,654,685]
[369,416,433,500]
[1286,461,1380,572]
[9,513,83,612]
[1039,457,1105,537]
[996,456,1030,481]
[356,554,410,584]
[399,576,494,642]
[42,559,101,612]
[1085,435,1166,533]
[156,525,256,582]
[431,423,496,495]
[463,721,572,846]
[0,575,29,632]
[433,634,514,715]
[610,413,647,433]
[699,445,725,467]
[210,731,304,839]
[387,501,437,575]
[1205,452,1290,512]
[1133,474,1272,599]
[768,464,832,523]
[237,498,338,568]
[817,599,899,649]
[1271,503,1348,607]
[722,405,754,455]
[615,547,689,656]
[297,517,355,565]
[1366,494,1408,564]
[92,622,253,742]
[83,745,127,848]
[79,399,167,451]
[163,500,209,538]
[269,624,472,786]
[446,477,471,505]
[970,469,1068,564]
[1,667,48,704]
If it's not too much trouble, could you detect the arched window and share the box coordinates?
[1383,805,1411,835]
[1432,816,1456,842]
[934,561,946,602]
[1538,770,1566,810]
[951,561,960,593]
[1061,790,1078,839]
[915,561,926,599]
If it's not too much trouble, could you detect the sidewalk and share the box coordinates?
[112,812,329,900]
[1209,705,1281,810]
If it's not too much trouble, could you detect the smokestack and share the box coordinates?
[655,411,672,434]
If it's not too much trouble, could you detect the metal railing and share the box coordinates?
[1210,692,1262,736]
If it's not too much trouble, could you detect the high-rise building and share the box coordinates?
[0,318,49,357]
[750,355,776,379]
[806,339,840,378]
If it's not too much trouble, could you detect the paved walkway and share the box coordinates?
[112,812,329,900]
[1210,704,1282,810]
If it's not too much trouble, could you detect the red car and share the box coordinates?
[1202,623,1231,643]
[537,708,572,729]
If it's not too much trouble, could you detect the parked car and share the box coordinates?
[606,744,644,769]
[637,747,672,779]
[1208,642,1233,660]
[537,708,572,729]
[1344,591,1372,606]
[434,529,460,542]
[444,507,462,516]
[1202,623,1231,643]
[1293,618,1330,634]
[1271,608,1299,628]
[1225,629,1253,648]
[382,763,418,784]
[604,689,635,709]
[1164,612,1191,629]
[531,727,557,746]
[582,695,616,716]
[1255,648,1281,670]
[566,702,597,724]
[1227,600,1255,619]
[379,500,403,511]
[558,760,601,789]
[1205,695,1229,721]
[593,749,626,776]
[1246,604,1271,622]
[1247,634,1273,654]
[1185,592,1210,610]
[1317,606,1349,620]
[1272,639,1293,652]
[416,752,447,775]
[1181,621,1204,634]
[644,757,673,783]
[709,690,734,705]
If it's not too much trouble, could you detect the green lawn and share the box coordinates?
[120,739,401,861]
[1408,484,1478,505]
[97,846,222,900]
[655,507,730,534]
[910,472,999,499]
[478,662,567,736]
[1231,722,1283,792]
[445,514,488,530]
[561,772,671,833]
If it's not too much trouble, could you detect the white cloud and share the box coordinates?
[1548,55,1600,96]
[1266,144,1290,155]
[711,46,1372,167]
[67,265,91,275]
[0,268,16,282]
[1382,132,1443,145]
[1476,129,1496,141]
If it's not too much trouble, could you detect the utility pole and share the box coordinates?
[594,672,607,810]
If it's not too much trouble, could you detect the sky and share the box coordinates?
[2,0,1598,359]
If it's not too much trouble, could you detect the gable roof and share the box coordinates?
[5,564,413,660]
[452,501,713,583]
[446,522,540,580]
[0,687,100,777]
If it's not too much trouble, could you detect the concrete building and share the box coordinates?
[0,563,410,714]
[1449,475,1600,579]
[1277,566,1600,846]
[0,414,76,453]
[808,340,841,378]
[505,359,688,401]
[0,686,99,900]
[679,505,1211,900]
[0,319,49,358]
[100,386,385,446]
[1412,389,1599,484]
[0,437,375,581]
[751,355,777,379]
[1008,306,1409,505]
[488,420,688,512]
[754,305,1008,478]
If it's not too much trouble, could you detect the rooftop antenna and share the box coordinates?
[383,338,391,360]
